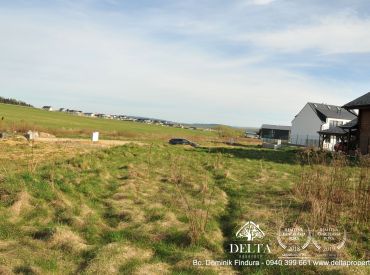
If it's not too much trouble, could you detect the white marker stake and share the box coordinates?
[92,132,99,142]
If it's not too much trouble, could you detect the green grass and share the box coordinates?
[0,104,368,274]
[0,141,367,274]
[0,103,215,140]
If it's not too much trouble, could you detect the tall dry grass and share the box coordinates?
[0,120,140,140]
[0,120,44,133]
[295,148,369,227]
[27,141,41,173]
[169,155,217,245]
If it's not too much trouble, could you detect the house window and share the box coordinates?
[329,120,343,128]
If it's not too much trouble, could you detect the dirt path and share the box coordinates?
[0,137,146,175]
[35,137,146,147]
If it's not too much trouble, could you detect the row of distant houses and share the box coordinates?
[43,106,122,119]
[41,106,203,130]
[258,92,370,154]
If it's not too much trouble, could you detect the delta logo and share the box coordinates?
[229,221,271,254]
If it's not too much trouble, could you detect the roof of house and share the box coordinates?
[308,103,356,121]
[343,92,370,109]
[340,118,358,129]
[261,124,291,131]
[318,126,347,135]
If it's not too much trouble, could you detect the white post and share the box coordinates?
[92,132,99,142]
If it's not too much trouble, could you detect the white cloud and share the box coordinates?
[250,0,276,5]
[245,13,370,54]
[0,6,365,126]
[237,0,276,8]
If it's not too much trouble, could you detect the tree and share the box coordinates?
[0,96,33,107]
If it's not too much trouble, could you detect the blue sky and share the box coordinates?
[1,0,370,126]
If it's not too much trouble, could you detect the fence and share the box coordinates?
[261,138,289,145]
[262,135,336,150]
[290,135,320,148]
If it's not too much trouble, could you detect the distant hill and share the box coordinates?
[244,127,259,134]
[187,123,259,133]
[0,97,258,134]
[185,123,221,129]
[0,103,216,140]
[0,96,33,107]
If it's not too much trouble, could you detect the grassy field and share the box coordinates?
[0,104,369,274]
[0,103,215,141]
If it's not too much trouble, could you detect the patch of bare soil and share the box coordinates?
[49,227,88,252]
[176,250,236,275]
[84,243,153,274]
[10,191,32,219]
[36,137,146,147]
[38,132,56,138]
[0,137,146,176]
[133,263,171,275]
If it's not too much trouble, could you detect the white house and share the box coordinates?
[291,103,357,150]
[84,113,95,117]
[42,106,53,111]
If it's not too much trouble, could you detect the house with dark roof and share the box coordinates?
[317,117,358,152]
[259,124,291,141]
[84,112,95,117]
[291,103,357,150]
[343,92,370,154]
[42,106,53,111]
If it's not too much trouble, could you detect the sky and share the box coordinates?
[1,0,370,127]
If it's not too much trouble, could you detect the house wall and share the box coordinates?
[291,104,352,150]
[321,118,351,131]
[290,104,323,146]
[260,129,290,140]
[359,109,370,154]
[273,129,290,140]
[321,118,352,151]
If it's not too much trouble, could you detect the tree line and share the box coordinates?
[0,96,33,107]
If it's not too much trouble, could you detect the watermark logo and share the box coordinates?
[277,224,311,258]
[312,226,346,257]
[236,221,265,241]
[229,221,271,257]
